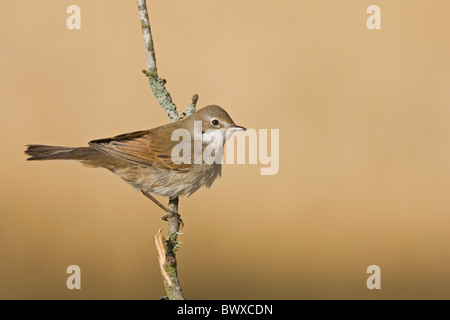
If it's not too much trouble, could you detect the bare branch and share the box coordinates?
[151,199,184,300]
[137,0,157,73]
[161,197,185,300]
[137,0,180,122]
[136,0,187,300]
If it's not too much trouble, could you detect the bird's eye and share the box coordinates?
[211,119,219,126]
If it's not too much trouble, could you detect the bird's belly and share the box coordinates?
[113,163,222,198]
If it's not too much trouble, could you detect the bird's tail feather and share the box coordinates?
[25,145,98,161]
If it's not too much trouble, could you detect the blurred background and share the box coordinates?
[1,0,450,299]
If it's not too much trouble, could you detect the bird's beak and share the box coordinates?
[229,125,246,131]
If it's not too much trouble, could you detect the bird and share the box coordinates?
[25,105,246,223]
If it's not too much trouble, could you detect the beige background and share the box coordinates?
[1,0,450,299]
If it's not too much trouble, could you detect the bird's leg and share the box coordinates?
[140,189,176,217]
[141,190,184,228]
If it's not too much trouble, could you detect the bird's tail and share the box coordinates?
[25,145,98,161]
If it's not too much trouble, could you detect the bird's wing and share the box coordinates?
[89,130,192,172]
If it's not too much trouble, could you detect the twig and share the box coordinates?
[137,0,179,122]
[137,0,198,122]
[152,199,184,300]
[136,0,190,300]
[184,94,199,118]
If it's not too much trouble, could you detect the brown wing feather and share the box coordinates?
[89,129,193,172]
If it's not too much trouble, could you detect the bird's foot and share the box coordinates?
[162,210,184,229]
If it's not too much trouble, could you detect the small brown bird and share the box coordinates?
[25,105,245,221]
